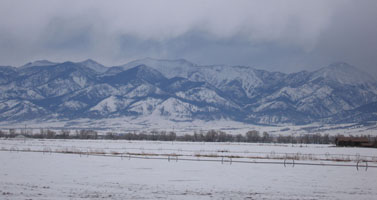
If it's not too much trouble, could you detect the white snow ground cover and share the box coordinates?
[1,118,377,136]
[1,139,377,199]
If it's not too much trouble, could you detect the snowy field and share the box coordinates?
[1,118,377,137]
[1,139,377,199]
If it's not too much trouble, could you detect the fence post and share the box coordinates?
[365,161,368,171]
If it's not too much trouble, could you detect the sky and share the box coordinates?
[1,0,377,74]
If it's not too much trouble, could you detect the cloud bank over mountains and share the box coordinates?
[1,0,377,74]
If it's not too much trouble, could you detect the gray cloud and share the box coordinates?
[0,0,376,75]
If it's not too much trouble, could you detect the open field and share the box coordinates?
[1,119,377,136]
[1,139,377,199]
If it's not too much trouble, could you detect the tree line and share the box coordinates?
[0,128,345,144]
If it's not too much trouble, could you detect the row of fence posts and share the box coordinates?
[3,146,372,171]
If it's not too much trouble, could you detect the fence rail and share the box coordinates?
[2,141,376,160]
[1,148,375,171]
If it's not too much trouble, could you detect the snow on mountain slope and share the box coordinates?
[90,96,133,114]
[0,66,17,84]
[0,100,49,121]
[20,60,57,68]
[103,64,166,86]
[188,66,263,99]
[153,97,203,120]
[125,84,159,98]
[59,100,88,111]
[254,101,290,112]
[176,87,238,109]
[254,79,366,120]
[0,59,376,125]
[36,79,86,97]
[0,100,21,111]
[311,62,376,85]
[121,58,264,99]
[17,62,98,90]
[128,97,164,115]
[119,58,196,78]
[0,85,44,99]
[59,84,118,109]
[83,84,119,98]
[264,85,317,102]
[77,59,108,73]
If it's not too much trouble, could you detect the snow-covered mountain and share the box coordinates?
[0,58,376,125]
[310,62,376,85]
[77,59,108,73]
[118,58,197,78]
[20,60,57,69]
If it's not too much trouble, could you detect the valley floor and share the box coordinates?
[1,139,377,199]
[1,118,377,136]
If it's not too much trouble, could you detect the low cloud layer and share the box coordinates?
[1,0,377,74]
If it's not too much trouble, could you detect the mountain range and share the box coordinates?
[1,58,377,125]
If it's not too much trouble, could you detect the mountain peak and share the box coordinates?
[20,60,57,68]
[139,57,193,64]
[327,62,355,70]
[117,58,196,79]
[80,59,97,64]
[121,57,196,69]
[311,62,375,85]
[77,59,107,73]
[102,64,166,86]
[129,64,166,82]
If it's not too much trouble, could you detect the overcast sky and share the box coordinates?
[1,0,377,74]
